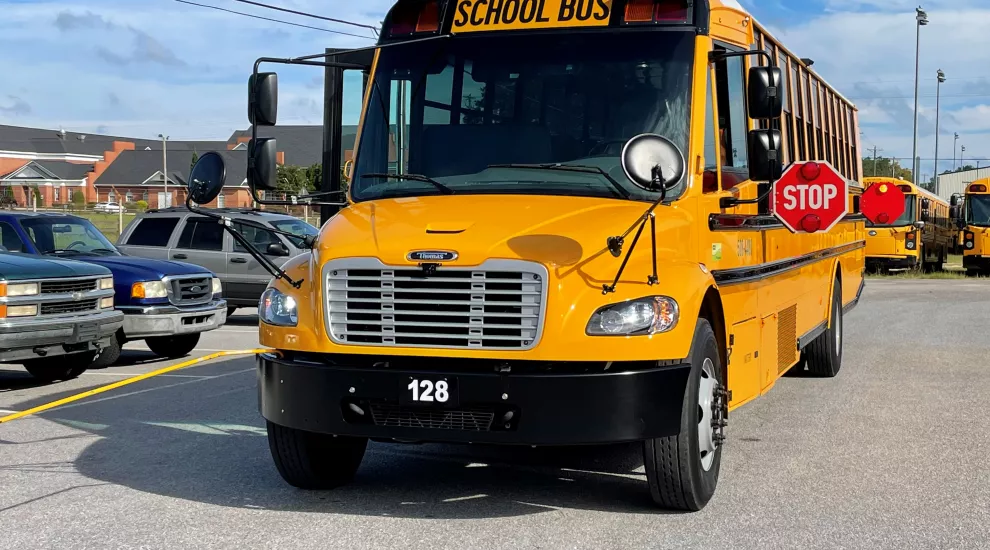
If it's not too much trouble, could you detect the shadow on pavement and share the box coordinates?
[224,313,260,327]
[7,355,669,519]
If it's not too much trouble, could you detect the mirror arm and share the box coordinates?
[603,168,666,294]
[185,197,305,289]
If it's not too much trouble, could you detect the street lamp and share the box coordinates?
[954,132,960,168]
[157,134,169,208]
[911,6,928,186]
[934,69,945,194]
[961,145,966,168]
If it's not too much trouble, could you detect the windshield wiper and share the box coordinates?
[43,249,83,256]
[361,173,455,195]
[487,163,631,199]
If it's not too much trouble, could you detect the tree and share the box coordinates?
[190,151,199,172]
[71,190,85,205]
[304,163,322,193]
[276,164,307,195]
[862,156,912,182]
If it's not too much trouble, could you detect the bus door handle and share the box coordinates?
[172,253,188,260]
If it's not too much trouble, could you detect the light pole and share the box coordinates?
[911,6,928,186]
[954,132,959,169]
[961,145,966,168]
[158,134,169,208]
[934,69,945,195]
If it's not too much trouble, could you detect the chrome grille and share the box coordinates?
[168,276,212,305]
[40,279,98,294]
[369,403,495,431]
[325,259,547,350]
[40,298,99,315]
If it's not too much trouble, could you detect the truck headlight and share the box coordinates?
[132,280,168,299]
[212,277,223,296]
[586,296,679,336]
[1,282,39,297]
[100,297,115,309]
[260,288,297,327]
[99,277,114,290]
[6,305,38,317]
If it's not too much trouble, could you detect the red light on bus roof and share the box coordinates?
[898,184,912,193]
[624,0,689,24]
[389,1,439,36]
[971,184,988,193]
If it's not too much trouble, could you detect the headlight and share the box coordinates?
[586,296,679,336]
[1,282,40,297]
[212,277,223,295]
[99,277,114,290]
[260,287,298,327]
[100,297,115,309]
[6,305,38,317]
[132,280,168,299]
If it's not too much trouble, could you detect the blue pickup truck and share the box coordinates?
[0,212,227,366]
[0,252,123,381]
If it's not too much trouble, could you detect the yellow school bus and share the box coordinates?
[961,178,990,275]
[206,0,867,511]
[863,178,953,272]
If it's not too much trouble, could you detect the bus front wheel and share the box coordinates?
[643,318,725,512]
[267,421,367,490]
[803,277,843,377]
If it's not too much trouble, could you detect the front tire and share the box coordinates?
[643,318,726,511]
[267,421,368,489]
[89,330,124,368]
[23,352,95,382]
[145,333,200,358]
[804,277,843,377]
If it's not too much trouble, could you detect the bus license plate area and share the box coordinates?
[400,375,459,407]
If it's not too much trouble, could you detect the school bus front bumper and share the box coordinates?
[257,352,692,446]
[866,255,918,271]
[963,255,990,271]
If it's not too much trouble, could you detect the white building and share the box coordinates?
[935,167,990,201]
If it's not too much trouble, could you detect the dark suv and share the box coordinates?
[116,207,316,315]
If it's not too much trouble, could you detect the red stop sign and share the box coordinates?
[771,161,849,233]
[860,181,906,225]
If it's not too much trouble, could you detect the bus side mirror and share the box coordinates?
[248,138,277,191]
[748,66,784,120]
[922,198,931,211]
[249,72,278,126]
[950,195,960,207]
[747,129,783,182]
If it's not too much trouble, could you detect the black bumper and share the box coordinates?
[963,255,990,271]
[867,256,918,271]
[257,353,691,446]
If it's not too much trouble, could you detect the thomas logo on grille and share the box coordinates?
[407,250,458,262]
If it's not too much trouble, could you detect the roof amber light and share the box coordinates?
[389,0,439,36]
[624,0,655,22]
[899,184,913,193]
[624,0,689,23]
[415,0,439,32]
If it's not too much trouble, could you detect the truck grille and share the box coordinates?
[324,259,546,350]
[40,279,98,294]
[40,298,99,315]
[369,403,495,431]
[168,276,212,305]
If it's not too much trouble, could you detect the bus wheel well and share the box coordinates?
[698,287,727,372]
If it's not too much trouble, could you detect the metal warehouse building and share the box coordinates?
[937,168,990,200]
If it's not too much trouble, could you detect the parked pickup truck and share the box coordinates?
[0,212,227,366]
[0,252,123,382]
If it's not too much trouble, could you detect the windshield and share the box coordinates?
[270,219,318,248]
[966,195,990,225]
[867,196,915,227]
[20,217,119,256]
[352,31,694,202]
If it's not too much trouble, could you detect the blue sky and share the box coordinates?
[1,0,988,180]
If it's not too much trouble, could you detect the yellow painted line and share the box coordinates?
[0,349,271,424]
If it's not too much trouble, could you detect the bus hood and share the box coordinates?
[318,195,694,273]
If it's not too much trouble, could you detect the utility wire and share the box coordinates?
[174,0,375,40]
[231,0,380,35]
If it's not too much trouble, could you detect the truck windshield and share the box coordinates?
[867,196,915,227]
[20,217,119,256]
[351,30,693,203]
[966,195,990,225]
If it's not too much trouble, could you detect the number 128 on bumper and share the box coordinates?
[402,377,459,406]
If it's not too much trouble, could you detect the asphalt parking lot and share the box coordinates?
[2,282,990,549]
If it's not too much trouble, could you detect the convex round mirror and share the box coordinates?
[188,151,226,204]
[620,134,686,192]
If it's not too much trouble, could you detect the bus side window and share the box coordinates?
[713,48,749,190]
[703,67,719,194]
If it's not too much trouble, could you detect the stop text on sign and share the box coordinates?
[770,161,849,234]
[781,184,839,211]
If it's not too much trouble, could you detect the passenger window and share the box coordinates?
[176,218,224,251]
[713,46,750,190]
[232,222,281,253]
[125,218,180,247]
[0,222,25,252]
[702,69,720,194]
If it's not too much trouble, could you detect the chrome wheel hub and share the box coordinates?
[697,357,727,471]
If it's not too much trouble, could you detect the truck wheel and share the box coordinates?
[23,353,95,383]
[90,331,124,369]
[145,334,200,358]
[643,318,726,511]
[267,420,367,489]
[803,277,843,377]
